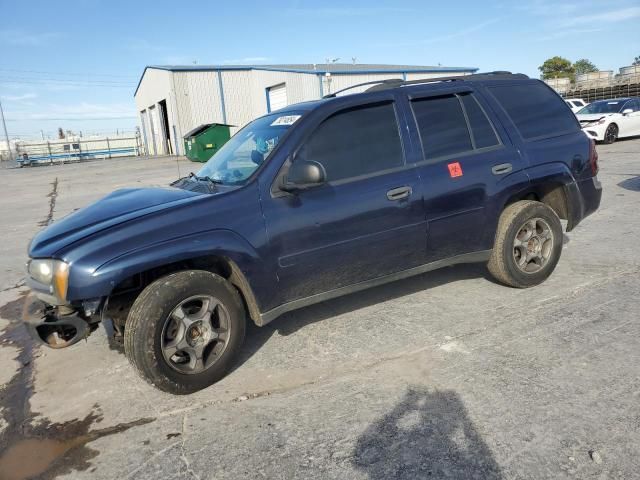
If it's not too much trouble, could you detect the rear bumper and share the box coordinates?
[23,295,91,348]
[573,176,602,228]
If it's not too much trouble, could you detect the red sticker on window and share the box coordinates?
[448,162,463,178]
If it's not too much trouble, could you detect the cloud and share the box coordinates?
[516,0,582,16]
[560,6,640,26]
[0,29,62,46]
[127,38,168,53]
[222,57,271,64]
[537,28,603,41]
[378,17,503,48]
[5,102,136,121]
[1,93,37,102]
[285,7,413,17]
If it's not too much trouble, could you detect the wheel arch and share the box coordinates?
[81,230,267,326]
[109,254,262,326]
[503,163,582,231]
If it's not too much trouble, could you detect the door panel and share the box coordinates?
[404,88,527,261]
[260,99,426,306]
[263,170,425,304]
[619,99,640,137]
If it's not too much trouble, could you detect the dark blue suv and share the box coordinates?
[24,72,601,393]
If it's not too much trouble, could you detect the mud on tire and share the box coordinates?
[488,200,563,288]
[124,270,246,394]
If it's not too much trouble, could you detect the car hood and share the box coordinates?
[29,187,205,257]
[577,113,614,122]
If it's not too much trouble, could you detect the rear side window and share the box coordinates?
[411,95,472,159]
[296,102,404,182]
[460,94,500,149]
[489,82,579,140]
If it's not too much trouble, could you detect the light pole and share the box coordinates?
[0,99,12,162]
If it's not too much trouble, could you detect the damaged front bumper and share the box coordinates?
[22,295,97,348]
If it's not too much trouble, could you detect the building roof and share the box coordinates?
[135,63,478,96]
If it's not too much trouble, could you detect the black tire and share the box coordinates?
[487,200,563,288]
[124,270,246,394]
[603,123,618,144]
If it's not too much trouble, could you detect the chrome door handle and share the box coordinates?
[492,163,512,175]
[387,186,412,201]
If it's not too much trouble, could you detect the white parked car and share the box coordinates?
[577,97,640,144]
[565,98,588,113]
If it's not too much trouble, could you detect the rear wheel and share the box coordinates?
[488,200,563,288]
[124,270,246,394]
[603,123,618,144]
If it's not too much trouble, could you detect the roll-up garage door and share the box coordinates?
[268,84,288,112]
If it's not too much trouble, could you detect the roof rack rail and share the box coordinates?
[322,79,405,98]
[322,71,527,98]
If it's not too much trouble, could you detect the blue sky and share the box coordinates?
[1,0,638,139]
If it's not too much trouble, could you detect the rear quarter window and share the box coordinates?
[489,82,579,140]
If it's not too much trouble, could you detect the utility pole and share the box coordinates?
[0,99,12,162]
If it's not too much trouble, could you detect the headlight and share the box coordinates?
[28,259,70,300]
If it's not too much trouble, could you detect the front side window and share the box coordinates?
[624,99,640,112]
[295,102,404,182]
[489,82,579,140]
[577,100,625,115]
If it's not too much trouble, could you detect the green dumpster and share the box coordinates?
[183,123,233,163]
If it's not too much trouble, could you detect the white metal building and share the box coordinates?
[134,63,478,156]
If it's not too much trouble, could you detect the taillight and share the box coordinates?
[589,138,599,176]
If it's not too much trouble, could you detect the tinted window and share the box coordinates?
[489,82,579,139]
[460,94,500,149]
[296,102,403,182]
[625,99,640,112]
[411,95,472,159]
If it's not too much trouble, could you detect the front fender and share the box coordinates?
[65,229,271,306]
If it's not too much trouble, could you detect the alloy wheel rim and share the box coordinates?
[161,295,231,375]
[606,125,617,143]
[512,218,554,274]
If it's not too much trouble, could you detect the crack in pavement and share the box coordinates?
[0,280,25,293]
[180,413,201,480]
[38,177,58,227]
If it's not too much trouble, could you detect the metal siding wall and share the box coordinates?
[135,69,174,156]
[135,68,476,155]
[173,71,223,139]
[220,71,253,135]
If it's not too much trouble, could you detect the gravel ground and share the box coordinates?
[0,142,638,480]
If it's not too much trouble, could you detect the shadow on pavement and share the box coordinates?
[236,262,492,369]
[352,387,502,479]
[617,175,640,192]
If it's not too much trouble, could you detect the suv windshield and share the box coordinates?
[577,100,624,115]
[195,112,302,185]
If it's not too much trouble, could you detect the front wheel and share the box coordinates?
[488,200,563,288]
[124,270,246,394]
[603,123,618,144]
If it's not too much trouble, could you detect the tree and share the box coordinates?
[633,56,640,66]
[539,56,575,81]
[573,59,598,75]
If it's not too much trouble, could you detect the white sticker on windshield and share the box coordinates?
[271,115,301,126]
[607,102,619,104]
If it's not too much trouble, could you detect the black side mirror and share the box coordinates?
[281,160,326,192]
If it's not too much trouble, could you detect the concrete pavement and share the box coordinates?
[0,143,638,479]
